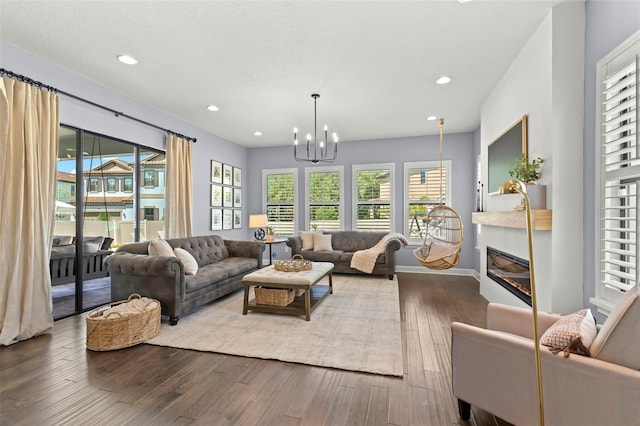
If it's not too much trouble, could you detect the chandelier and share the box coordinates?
[293,93,338,164]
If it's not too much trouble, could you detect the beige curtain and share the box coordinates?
[165,134,193,238]
[0,77,59,345]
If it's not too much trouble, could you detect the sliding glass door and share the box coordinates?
[52,126,165,319]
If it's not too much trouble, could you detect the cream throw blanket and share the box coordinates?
[350,233,408,273]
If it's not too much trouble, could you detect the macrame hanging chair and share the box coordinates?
[413,119,464,270]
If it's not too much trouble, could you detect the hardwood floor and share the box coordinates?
[1,273,510,425]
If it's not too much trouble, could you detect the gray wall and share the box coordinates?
[583,0,640,310]
[246,132,476,269]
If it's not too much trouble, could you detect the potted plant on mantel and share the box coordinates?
[508,154,546,210]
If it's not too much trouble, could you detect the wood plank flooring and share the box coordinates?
[1,272,511,425]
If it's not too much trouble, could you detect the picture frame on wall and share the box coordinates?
[233,188,242,208]
[223,164,233,185]
[211,160,222,184]
[233,210,242,229]
[222,209,233,230]
[211,208,222,231]
[211,184,222,207]
[223,186,233,207]
[233,167,242,187]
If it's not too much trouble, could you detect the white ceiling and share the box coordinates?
[0,0,568,147]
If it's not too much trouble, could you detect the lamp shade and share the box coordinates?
[249,214,268,228]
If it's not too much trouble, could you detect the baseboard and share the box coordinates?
[395,265,476,277]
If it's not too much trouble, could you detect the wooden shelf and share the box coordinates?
[472,210,552,230]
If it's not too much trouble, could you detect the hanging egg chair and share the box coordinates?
[413,119,464,270]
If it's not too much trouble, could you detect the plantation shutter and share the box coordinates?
[600,54,639,293]
[308,170,341,231]
[265,171,295,236]
[355,167,392,232]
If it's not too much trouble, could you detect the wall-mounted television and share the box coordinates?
[487,115,527,194]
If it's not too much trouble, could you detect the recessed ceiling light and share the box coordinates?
[116,54,138,65]
[254,131,262,136]
[427,115,438,121]
[436,76,452,85]
[207,105,219,112]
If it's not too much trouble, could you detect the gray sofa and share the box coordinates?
[105,235,264,325]
[286,231,404,280]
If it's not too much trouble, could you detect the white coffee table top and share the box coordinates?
[243,262,334,285]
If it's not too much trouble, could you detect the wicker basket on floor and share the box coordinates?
[86,293,161,351]
[255,286,295,306]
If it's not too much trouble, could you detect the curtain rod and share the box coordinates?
[0,68,197,143]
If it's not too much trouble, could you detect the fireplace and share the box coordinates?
[486,247,531,306]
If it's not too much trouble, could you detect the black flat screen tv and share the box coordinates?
[487,115,527,194]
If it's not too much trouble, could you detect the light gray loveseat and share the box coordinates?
[286,231,404,280]
[105,235,264,325]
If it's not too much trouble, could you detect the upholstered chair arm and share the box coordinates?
[486,303,561,339]
[451,321,640,425]
[286,237,302,255]
[105,252,182,277]
[224,240,265,268]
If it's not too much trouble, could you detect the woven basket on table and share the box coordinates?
[274,254,312,272]
[86,293,161,351]
[254,287,295,306]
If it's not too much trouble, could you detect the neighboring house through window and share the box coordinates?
[263,168,297,236]
[305,166,344,232]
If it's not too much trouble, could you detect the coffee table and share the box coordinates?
[242,262,334,321]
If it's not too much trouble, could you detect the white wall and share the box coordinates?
[478,2,585,313]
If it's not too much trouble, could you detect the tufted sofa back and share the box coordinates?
[324,231,387,252]
[116,235,229,267]
[167,236,229,267]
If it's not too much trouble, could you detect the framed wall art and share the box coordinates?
[211,184,222,207]
[233,188,242,208]
[233,210,242,229]
[211,160,222,184]
[222,209,233,230]
[223,186,233,207]
[223,164,233,186]
[233,167,242,187]
[211,208,222,231]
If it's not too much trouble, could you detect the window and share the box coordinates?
[263,168,297,236]
[404,160,451,244]
[123,177,133,192]
[594,33,640,313]
[106,178,117,192]
[88,178,100,192]
[353,163,393,232]
[143,170,157,188]
[305,166,344,231]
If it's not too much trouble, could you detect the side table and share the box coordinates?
[262,238,288,265]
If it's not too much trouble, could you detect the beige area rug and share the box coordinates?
[146,275,403,377]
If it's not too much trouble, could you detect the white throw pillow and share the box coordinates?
[174,247,198,275]
[540,308,597,357]
[299,231,315,251]
[149,239,175,257]
[313,233,333,251]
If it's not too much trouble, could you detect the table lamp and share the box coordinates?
[249,214,268,240]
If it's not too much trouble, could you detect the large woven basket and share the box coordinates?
[254,286,295,306]
[274,254,312,272]
[86,294,161,351]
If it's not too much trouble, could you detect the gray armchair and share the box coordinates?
[451,286,640,425]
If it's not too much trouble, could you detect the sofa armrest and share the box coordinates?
[451,322,640,425]
[224,240,265,268]
[105,252,182,277]
[487,303,562,338]
[286,237,302,255]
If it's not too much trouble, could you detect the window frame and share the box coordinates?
[592,31,640,315]
[403,160,452,245]
[352,162,394,232]
[305,165,344,232]
[262,168,298,237]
